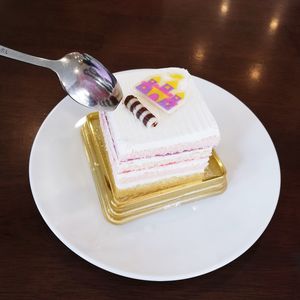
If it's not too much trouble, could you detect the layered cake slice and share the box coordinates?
[99,68,220,195]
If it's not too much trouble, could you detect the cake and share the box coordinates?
[99,68,220,195]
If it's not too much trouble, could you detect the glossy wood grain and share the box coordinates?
[0,1,299,299]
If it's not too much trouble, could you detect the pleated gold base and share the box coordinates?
[81,112,227,224]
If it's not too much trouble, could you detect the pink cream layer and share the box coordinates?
[100,112,219,162]
[115,160,209,187]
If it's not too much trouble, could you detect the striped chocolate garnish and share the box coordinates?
[124,95,158,128]
[136,107,147,119]
[124,95,135,105]
[130,101,140,112]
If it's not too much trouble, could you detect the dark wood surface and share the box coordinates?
[0,0,299,299]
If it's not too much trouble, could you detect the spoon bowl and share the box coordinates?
[56,52,123,110]
[0,46,123,111]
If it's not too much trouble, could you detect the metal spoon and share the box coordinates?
[0,45,123,111]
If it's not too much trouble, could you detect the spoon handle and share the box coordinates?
[0,45,54,69]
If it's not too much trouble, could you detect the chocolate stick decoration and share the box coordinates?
[124,95,158,128]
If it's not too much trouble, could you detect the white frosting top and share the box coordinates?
[101,68,220,159]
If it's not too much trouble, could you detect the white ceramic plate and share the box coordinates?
[29,69,280,281]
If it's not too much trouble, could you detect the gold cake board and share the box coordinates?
[81,112,227,224]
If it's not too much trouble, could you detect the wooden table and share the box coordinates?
[0,1,299,299]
